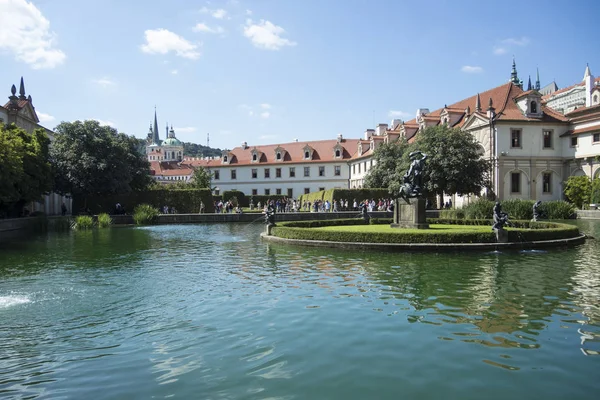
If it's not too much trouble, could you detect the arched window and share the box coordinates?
[223,155,228,162]
[276,152,281,160]
[530,101,538,113]
[252,153,257,161]
[304,151,310,159]
[335,149,341,158]
[594,94,598,104]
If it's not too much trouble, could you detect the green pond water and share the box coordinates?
[1,220,599,399]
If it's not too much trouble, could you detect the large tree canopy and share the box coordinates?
[365,125,490,202]
[50,120,152,197]
[0,124,52,213]
[189,166,213,189]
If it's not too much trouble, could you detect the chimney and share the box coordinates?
[337,133,343,142]
[375,123,388,136]
[241,141,248,149]
[390,119,402,129]
[364,129,375,140]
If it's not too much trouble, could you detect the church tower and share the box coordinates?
[510,57,523,88]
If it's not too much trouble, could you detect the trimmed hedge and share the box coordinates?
[222,190,247,207]
[74,189,214,214]
[461,198,575,220]
[271,218,580,244]
[298,188,391,207]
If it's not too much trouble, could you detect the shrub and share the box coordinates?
[501,199,534,220]
[222,190,247,206]
[463,198,495,219]
[564,175,591,209]
[439,209,465,219]
[97,213,113,228]
[133,204,159,225]
[591,178,600,205]
[539,200,576,220]
[72,215,94,230]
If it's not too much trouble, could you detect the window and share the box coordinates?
[264,168,270,178]
[304,188,310,194]
[264,189,270,195]
[319,166,325,177]
[287,188,293,198]
[223,155,228,162]
[358,164,361,173]
[543,130,553,149]
[214,189,220,195]
[511,172,520,193]
[352,164,356,174]
[304,167,310,177]
[276,152,281,160]
[252,153,257,161]
[276,168,282,178]
[511,129,522,148]
[276,188,282,195]
[252,189,258,195]
[334,165,341,176]
[304,151,310,159]
[214,170,220,180]
[289,167,295,177]
[530,101,537,114]
[542,172,551,193]
[594,94,598,103]
[571,136,578,147]
[319,187,325,192]
[594,133,600,143]
[231,170,236,179]
[252,168,257,179]
[335,149,341,158]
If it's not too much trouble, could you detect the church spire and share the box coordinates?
[510,57,521,87]
[475,93,481,112]
[535,68,541,90]
[152,108,160,144]
[583,63,592,81]
[527,75,532,91]
[18,77,26,100]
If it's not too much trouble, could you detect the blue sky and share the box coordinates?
[1,0,599,150]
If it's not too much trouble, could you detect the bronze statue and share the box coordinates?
[492,202,510,230]
[265,204,276,226]
[532,200,543,221]
[400,151,428,199]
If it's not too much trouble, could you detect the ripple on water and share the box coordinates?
[0,222,599,399]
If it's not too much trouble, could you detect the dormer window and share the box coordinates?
[223,155,228,162]
[276,152,281,160]
[335,149,341,158]
[304,151,310,159]
[530,101,538,114]
[252,153,257,161]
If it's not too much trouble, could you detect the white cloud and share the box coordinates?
[388,110,410,119]
[171,69,178,75]
[246,9,253,15]
[260,111,270,119]
[193,23,225,34]
[259,134,278,140]
[200,6,229,20]
[92,77,116,87]
[93,119,116,127]
[0,0,66,69]
[501,37,530,46]
[248,110,255,117]
[140,29,201,59]
[260,103,271,109]
[37,112,55,123]
[461,65,483,74]
[174,127,196,133]
[493,36,530,56]
[243,19,296,50]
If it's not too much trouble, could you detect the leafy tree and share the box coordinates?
[591,178,600,205]
[0,124,53,214]
[364,139,409,189]
[564,175,591,209]
[365,125,490,206]
[189,166,213,189]
[50,120,153,200]
[183,142,222,158]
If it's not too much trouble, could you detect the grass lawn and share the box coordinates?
[313,224,497,234]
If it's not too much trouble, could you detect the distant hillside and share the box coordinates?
[183,142,222,158]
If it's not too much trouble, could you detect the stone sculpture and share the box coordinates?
[492,202,510,230]
[400,151,428,200]
[532,200,543,222]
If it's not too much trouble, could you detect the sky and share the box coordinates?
[1,0,599,150]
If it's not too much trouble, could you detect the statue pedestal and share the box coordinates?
[494,228,508,243]
[265,224,274,236]
[391,198,429,229]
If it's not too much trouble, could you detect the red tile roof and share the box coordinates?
[150,161,194,176]
[185,138,359,168]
